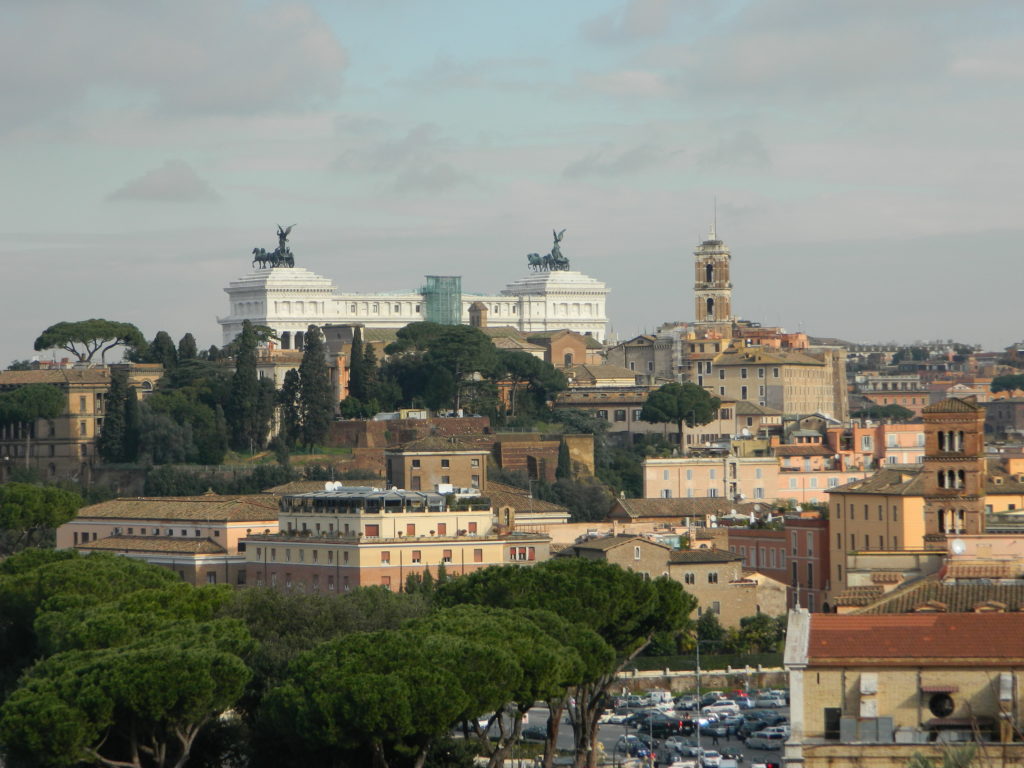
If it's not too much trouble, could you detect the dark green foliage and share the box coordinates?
[6,360,33,371]
[178,332,198,361]
[227,321,271,452]
[0,484,83,556]
[33,319,145,363]
[991,373,1024,393]
[0,384,65,425]
[850,404,915,422]
[97,370,129,462]
[695,610,727,653]
[278,368,301,447]
[556,440,572,479]
[142,464,296,496]
[298,325,333,449]
[123,386,140,462]
[496,350,567,423]
[537,476,613,522]
[347,327,366,401]
[640,382,721,441]
[143,330,178,370]
[892,346,929,363]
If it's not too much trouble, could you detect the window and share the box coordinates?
[754,487,764,498]
[741,368,748,379]
[471,458,480,468]
[206,572,217,584]
[741,386,748,400]
[411,477,421,490]
[711,601,721,614]
[468,521,478,534]
[719,369,725,380]
[614,409,626,422]
[271,548,277,562]
[473,548,483,563]
[437,523,447,535]
[328,575,335,591]
[411,550,421,563]
[661,489,672,498]
[441,459,450,468]
[79,420,87,436]
[773,367,780,378]
[708,572,719,584]
[412,459,421,468]
[684,572,695,584]
[837,564,843,581]
[758,367,765,378]
[79,396,87,413]
[406,523,416,535]
[707,488,718,497]
[381,551,390,564]
[381,575,391,590]
[365,524,379,536]
[634,546,641,560]
[237,570,247,585]
[442,549,453,563]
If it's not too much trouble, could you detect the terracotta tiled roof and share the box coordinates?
[807,613,1024,661]
[78,535,227,555]
[668,548,743,564]
[773,444,833,457]
[612,498,760,520]
[854,579,1024,614]
[922,397,981,414]
[263,480,336,495]
[389,436,490,452]
[828,467,925,496]
[486,482,570,514]
[833,585,885,606]
[568,534,670,553]
[0,369,110,385]
[945,563,1017,579]
[871,571,903,584]
[74,495,279,522]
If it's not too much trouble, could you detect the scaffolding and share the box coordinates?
[421,275,462,325]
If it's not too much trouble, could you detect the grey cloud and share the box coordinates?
[698,131,771,170]
[562,143,668,179]
[0,1,346,129]
[582,0,675,43]
[331,123,471,193]
[108,160,220,203]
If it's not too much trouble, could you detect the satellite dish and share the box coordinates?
[951,539,966,555]
[323,482,333,491]
[741,427,751,437]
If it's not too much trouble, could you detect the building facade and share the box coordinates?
[218,263,610,347]
[643,455,780,502]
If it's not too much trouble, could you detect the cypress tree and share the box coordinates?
[279,368,302,448]
[362,342,379,403]
[348,327,366,401]
[556,439,572,480]
[145,331,178,371]
[177,332,198,361]
[123,386,140,462]
[298,325,333,449]
[228,320,261,451]
[98,371,129,462]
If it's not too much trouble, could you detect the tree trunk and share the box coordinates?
[542,698,566,768]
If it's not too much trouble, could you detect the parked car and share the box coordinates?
[754,695,786,708]
[521,725,547,741]
[763,725,791,739]
[701,691,726,706]
[615,735,652,759]
[746,731,786,750]
[704,700,740,717]
[752,711,788,727]
[676,695,700,711]
[700,749,723,767]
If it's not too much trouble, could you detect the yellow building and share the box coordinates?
[385,437,490,493]
[785,610,1024,767]
[642,455,779,502]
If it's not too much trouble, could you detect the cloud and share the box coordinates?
[582,0,676,43]
[698,131,771,171]
[580,69,670,98]
[108,160,220,202]
[0,1,346,129]
[562,143,670,179]
[331,122,472,193]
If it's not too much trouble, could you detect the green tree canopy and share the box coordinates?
[0,383,66,425]
[640,382,722,442]
[298,325,333,448]
[0,483,83,556]
[991,373,1024,393]
[177,333,198,362]
[33,320,145,363]
[144,330,178,370]
[850,403,915,422]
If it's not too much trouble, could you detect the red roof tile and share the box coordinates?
[808,613,1024,662]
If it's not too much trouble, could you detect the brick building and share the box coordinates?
[385,436,490,492]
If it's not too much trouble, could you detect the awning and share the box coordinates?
[920,685,959,693]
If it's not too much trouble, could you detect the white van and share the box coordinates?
[645,689,674,705]
[746,730,785,750]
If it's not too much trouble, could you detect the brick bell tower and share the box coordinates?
[921,396,987,549]
[693,225,733,327]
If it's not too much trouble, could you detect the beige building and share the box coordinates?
[557,536,787,626]
[643,455,779,502]
[57,494,280,586]
[784,610,1024,767]
[243,486,551,593]
[385,437,490,492]
[0,369,111,482]
[706,343,848,421]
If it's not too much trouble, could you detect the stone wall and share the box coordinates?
[326,417,491,449]
[616,666,787,695]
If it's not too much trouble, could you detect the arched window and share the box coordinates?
[294,331,304,350]
[705,263,714,282]
[706,298,715,318]
[564,352,574,367]
[937,431,946,451]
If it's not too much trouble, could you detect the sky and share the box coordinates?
[3,0,1024,365]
